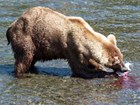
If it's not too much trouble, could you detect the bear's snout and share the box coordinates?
[113,63,128,73]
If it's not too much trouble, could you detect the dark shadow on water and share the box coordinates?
[0,64,14,76]
[29,66,72,77]
[0,64,117,78]
[0,64,72,77]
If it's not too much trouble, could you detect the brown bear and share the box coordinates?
[6,7,128,78]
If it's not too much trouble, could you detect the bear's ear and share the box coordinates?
[107,34,117,46]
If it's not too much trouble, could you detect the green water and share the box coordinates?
[0,0,140,105]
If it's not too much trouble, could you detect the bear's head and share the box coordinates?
[103,34,128,73]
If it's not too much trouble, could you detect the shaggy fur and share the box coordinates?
[6,7,127,78]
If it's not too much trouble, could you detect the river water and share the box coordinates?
[0,0,140,105]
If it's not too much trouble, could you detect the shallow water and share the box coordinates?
[0,0,140,105]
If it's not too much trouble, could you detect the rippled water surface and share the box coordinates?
[0,0,140,105]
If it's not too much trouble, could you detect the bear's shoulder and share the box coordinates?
[67,17,111,44]
[68,17,94,33]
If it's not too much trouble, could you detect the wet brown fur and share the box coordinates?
[6,7,126,78]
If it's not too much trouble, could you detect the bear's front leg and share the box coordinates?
[69,59,106,79]
[14,50,34,78]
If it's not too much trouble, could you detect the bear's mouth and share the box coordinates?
[115,62,132,77]
[116,71,129,76]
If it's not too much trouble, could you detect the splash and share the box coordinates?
[125,62,132,71]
